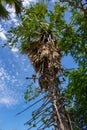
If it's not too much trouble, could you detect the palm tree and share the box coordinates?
[7,3,73,130]
[0,0,22,19]
[27,29,72,130]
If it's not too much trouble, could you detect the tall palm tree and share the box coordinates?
[0,0,22,19]
[7,3,73,130]
[27,29,72,130]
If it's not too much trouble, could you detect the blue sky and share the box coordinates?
[0,0,78,130]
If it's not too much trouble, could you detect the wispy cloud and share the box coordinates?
[0,52,32,107]
[0,66,22,107]
[11,47,19,52]
[0,32,7,40]
[0,85,19,107]
[0,25,7,40]
[23,0,38,7]
[0,97,18,107]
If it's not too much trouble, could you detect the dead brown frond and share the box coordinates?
[27,30,62,89]
[28,41,62,75]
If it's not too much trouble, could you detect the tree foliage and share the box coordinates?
[0,0,22,20]
[6,0,87,129]
[59,0,87,128]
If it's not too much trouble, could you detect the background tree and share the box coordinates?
[58,0,87,128]
[0,0,22,19]
[6,0,87,130]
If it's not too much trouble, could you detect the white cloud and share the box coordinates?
[0,82,19,107]
[0,97,18,107]
[23,0,38,7]
[23,0,30,7]
[0,65,23,107]
[0,32,7,40]
[11,47,19,52]
[0,67,10,81]
[0,25,7,40]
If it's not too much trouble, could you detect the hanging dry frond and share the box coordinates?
[28,42,61,73]
[39,74,60,89]
[27,30,62,89]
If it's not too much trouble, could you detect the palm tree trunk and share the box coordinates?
[48,77,71,130]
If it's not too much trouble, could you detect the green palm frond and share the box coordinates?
[0,3,9,19]
[4,0,14,5]
[0,0,22,20]
[14,0,22,15]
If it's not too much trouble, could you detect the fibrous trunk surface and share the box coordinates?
[27,30,71,130]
